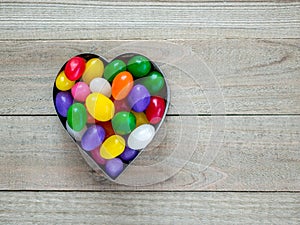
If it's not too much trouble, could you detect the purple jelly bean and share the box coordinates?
[120,147,139,162]
[105,158,124,179]
[81,125,106,151]
[55,91,73,117]
[127,84,150,112]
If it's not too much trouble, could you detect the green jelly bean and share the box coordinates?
[112,111,136,135]
[127,55,151,78]
[103,60,126,82]
[141,71,165,95]
[67,103,87,131]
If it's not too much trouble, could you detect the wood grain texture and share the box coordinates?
[0,191,299,224]
[0,39,299,115]
[0,1,299,40]
[0,116,299,190]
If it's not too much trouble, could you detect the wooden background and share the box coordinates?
[0,0,299,224]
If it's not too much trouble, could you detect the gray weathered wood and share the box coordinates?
[0,116,299,190]
[0,191,299,224]
[1,2,299,40]
[0,39,299,115]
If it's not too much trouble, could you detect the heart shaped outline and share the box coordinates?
[53,52,170,181]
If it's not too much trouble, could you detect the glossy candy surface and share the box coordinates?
[140,71,165,95]
[81,125,106,151]
[105,158,124,179]
[103,59,126,82]
[66,122,87,142]
[64,56,86,81]
[100,135,125,159]
[112,111,136,135]
[146,96,166,124]
[86,93,115,121]
[54,53,169,180]
[90,148,107,165]
[120,147,139,163]
[112,71,134,100]
[89,77,112,97]
[127,55,151,78]
[114,98,130,113]
[56,71,75,91]
[67,103,87,131]
[71,82,90,102]
[131,111,149,127]
[127,84,150,112]
[82,58,104,84]
[55,91,73,117]
[127,124,155,150]
[97,121,115,139]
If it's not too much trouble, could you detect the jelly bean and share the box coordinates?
[140,71,165,95]
[112,71,134,100]
[112,111,136,135]
[67,103,87,131]
[55,71,75,91]
[131,111,149,127]
[105,158,124,179]
[82,58,104,85]
[71,82,90,102]
[127,124,155,150]
[127,84,150,112]
[100,135,125,159]
[103,59,126,82]
[81,125,106,151]
[96,121,115,139]
[114,98,130,113]
[64,56,86,81]
[120,146,139,163]
[90,147,107,165]
[86,110,98,124]
[146,96,166,125]
[89,77,112,98]
[86,93,115,121]
[127,55,151,78]
[55,91,73,117]
[66,121,87,142]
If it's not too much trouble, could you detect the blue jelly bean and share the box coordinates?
[127,84,150,112]
[81,125,106,151]
[119,147,139,162]
[105,158,124,179]
[55,91,73,117]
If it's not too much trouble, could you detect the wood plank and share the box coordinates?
[0,116,299,190]
[0,39,299,115]
[1,2,299,40]
[0,191,299,224]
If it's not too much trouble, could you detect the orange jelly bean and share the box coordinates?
[111,71,134,100]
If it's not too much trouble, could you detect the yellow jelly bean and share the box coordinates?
[86,93,114,121]
[100,135,125,159]
[82,58,104,85]
[131,111,149,127]
[55,71,75,91]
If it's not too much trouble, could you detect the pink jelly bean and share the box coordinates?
[90,148,107,165]
[71,82,90,102]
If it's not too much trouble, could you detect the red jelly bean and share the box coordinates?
[64,56,86,81]
[113,98,131,113]
[97,121,115,139]
[145,96,166,125]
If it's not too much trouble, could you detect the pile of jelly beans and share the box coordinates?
[53,53,168,179]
